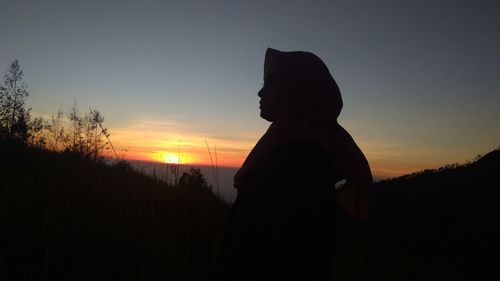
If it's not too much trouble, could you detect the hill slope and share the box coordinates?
[0,141,229,281]
[2,140,498,280]
[373,149,500,279]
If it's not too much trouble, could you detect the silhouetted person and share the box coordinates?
[216,48,374,281]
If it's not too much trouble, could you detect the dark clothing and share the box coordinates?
[216,141,340,281]
[216,48,374,280]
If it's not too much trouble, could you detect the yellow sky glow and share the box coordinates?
[110,118,257,167]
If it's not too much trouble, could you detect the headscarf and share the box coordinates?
[234,48,373,218]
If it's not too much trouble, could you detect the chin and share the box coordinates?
[259,110,274,122]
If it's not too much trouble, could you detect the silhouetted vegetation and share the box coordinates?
[4,139,497,280]
[0,60,114,161]
[0,60,33,142]
[370,149,500,280]
[0,140,229,281]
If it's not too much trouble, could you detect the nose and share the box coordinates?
[258,87,264,98]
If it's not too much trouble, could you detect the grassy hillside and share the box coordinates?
[372,149,500,280]
[0,140,229,281]
[375,149,500,252]
[2,139,497,281]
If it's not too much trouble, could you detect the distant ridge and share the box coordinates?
[374,148,500,230]
[372,149,500,279]
[378,148,500,183]
[473,149,500,167]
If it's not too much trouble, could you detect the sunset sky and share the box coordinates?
[1,0,499,178]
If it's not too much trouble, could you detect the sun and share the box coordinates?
[163,153,180,164]
[154,150,194,165]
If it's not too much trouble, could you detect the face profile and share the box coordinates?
[257,68,302,122]
[257,78,286,122]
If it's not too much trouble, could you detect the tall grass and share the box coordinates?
[205,140,222,201]
[0,140,229,281]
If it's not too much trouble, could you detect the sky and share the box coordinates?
[1,0,499,178]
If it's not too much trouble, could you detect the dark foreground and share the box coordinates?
[1,141,498,280]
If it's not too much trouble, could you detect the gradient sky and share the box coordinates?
[1,0,499,178]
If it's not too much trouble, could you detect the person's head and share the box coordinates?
[258,48,342,122]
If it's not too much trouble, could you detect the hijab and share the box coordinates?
[234,48,373,211]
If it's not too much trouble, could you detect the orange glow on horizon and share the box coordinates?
[108,117,462,178]
[108,118,257,168]
[114,144,441,179]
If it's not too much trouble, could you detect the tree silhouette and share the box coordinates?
[178,168,212,191]
[0,60,31,141]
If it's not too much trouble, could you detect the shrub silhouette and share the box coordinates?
[178,168,212,191]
